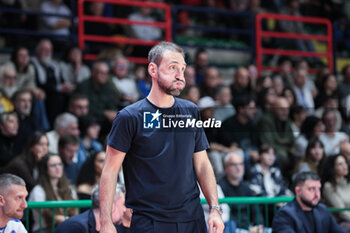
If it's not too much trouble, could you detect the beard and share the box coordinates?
[157,74,185,96]
[300,195,319,209]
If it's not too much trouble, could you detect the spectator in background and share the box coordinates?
[322,154,350,232]
[77,115,103,166]
[292,68,315,114]
[180,84,200,104]
[134,65,151,98]
[293,138,325,178]
[68,94,89,118]
[282,86,297,107]
[58,134,80,184]
[292,116,323,159]
[273,57,293,89]
[110,55,140,107]
[339,65,350,100]
[218,152,264,232]
[31,39,74,125]
[128,6,162,41]
[199,66,221,98]
[76,151,106,200]
[314,94,342,132]
[249,144,292,197]
[271,75,284,96]
[54,185,129,233]
[194,48,209,84]
[46,112,79,154]
[0,174,28,233]
[184,65,196,86]
[214,85,236,122]
[4,131,49,193]
[230,67,252,106]
[75,61,120,132]
[0,91,13,113]
[39,0,71,36]
[60,45,91,85]
[289,105,307,138]
[340,142,350,165]
[320,109,348,156]
[0,65,17,98]
[29,153,77,233]
[8,46,45,100]
[254,75,272,94]
[272,171,346,233]
[256,87,277,112]
[315,73,339,109]
[0,112,20,172]
[258,97,294,173]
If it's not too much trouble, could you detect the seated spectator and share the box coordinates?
[28,153,77,233]
[214,85,236,122]
[292,116,323,159]
[319,110,349,156]
[249,144,292,197]
[0,174,28,233]
[0,112,20,172]
[340,142,350,165]
[31,39,74,125]
[75,61,120,136]
[76,151,106,200]
[292,68,314,114]
[7,46,45,101]
[230,67,252,106]
[293,138,325,179]
[134,65,151,98]
[180,85,200,104]
[258,97,294,172]
[60,45,91,85]
[0,65,18,99]
[199,66,221,98]
[254,75,272,94]
[314,94,342,132]
[110,55,140,106]
[128,6,162,41]
[4,131,49,193]
[194,48,209,84]
[272,171,346,233]
[58,134,80,184]
[282,86,297,107]
[13,89,50,149]
[218,152,265,232]
[77,116,103,166]
[289,105,307,138]
[256,87,277,112]
[315,73,339,109]
[272,75,284,96]
[39,0,71,36]
[272,57,293,88]
[338,65,350,100]
[46,112,80,154]
[54,185,129,233]
[322,154,350,232]
[68,94,89,118]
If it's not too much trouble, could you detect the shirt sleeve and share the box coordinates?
[107,110,135,153]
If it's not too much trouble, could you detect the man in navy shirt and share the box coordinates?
[100,42,224,233]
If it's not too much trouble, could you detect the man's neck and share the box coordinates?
[147,89,175,108]
[0,212,10,228]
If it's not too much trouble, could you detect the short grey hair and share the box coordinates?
[92,184,125,209]
[223,152,244,166]
[0,112,18,125]
[54,112,78,131]
[0,173,26,195]
[148,41,185,66]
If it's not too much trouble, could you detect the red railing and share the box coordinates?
[77,0,172,64]
[255,13,333,75]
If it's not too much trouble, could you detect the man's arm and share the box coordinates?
[193,150,224,233]
[99,145,126,233]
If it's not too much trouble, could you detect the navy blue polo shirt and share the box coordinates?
[107,97,209,222]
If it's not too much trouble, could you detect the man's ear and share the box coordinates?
[0,194,5,207]
[148,63,157,79]
[295,186,300,196]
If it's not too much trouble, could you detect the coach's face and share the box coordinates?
[0,184,28,220]
[296,179,321,210]
[154,50,186,96]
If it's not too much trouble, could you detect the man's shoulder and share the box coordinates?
[120,98,148,115]
[55,210,90,232]
[6,219,27,233]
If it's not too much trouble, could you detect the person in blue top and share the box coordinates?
[99,41,224,233]
[0,173,28,233]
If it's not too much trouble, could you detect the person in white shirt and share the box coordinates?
[0,173,28,233]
